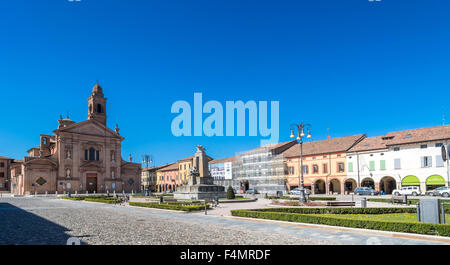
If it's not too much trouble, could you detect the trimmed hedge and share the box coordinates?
[231,208,450,237]
[273,196,336,201]
[129,202,209,212]
[61,196,85,201]
[242,207,417,214]
[309,197,336,201]
[62,195,123,204]
[84,197,122,204]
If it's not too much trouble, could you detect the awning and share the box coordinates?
[402,175,420,186]
[426,175,445,186]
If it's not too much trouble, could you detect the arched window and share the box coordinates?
[43,137,47,145]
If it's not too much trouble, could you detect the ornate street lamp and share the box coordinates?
[142,155,153,196]
[290,122,312,202]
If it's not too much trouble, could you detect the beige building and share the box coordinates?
[178,155,213,186]
[283,134,365,194]
[10,84,141,195]
[141,165,170,192]
[0,156,13,191]
[178,156,193,185]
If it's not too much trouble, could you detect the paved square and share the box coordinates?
[0,197,447,245]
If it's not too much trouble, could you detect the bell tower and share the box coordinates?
[87,83,107,126]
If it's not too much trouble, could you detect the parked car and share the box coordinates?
[289,188,311,196]
[245,189,259,195]
[425,187,447,196]
[392,186,421,196]
[436,186,450,197]
[354,187,379,196]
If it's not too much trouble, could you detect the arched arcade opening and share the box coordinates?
[314,179,326,194]
[329,179,341,194]
[361,178,375,189]
[380,176,397,194]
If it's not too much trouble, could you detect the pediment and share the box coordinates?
[57,120,121,139]
[25,157,57,167]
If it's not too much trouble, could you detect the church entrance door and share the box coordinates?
[86,173,98,193]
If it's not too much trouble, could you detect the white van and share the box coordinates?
[392,186,421,196]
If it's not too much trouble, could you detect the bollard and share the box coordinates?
[417,203,421,222]
[45,191,48,196]
[75,190,77,195]
[361,197,367,208]
[402,195,408,205]
[441,203,446,224]
[204,203,207,215]
[55,191,58,195]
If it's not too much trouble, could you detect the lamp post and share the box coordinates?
[142,155,153,196]
[290,123,312,202]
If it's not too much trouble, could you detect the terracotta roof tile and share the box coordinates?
[240,140,297,156]
[348,136,390,152]
[209,156,236,164]
[283,134,366,157]
[384,125,450,146]
[158,163,179,172]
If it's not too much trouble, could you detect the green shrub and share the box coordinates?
[84,197,122,204]
[231,209,450,237]
[237,207,417,214]
[308,197,336,201]
[275,196,336,201]
[61,196,85,201]
[129,202,209,212]
[227,186,236,200]
[63,195,122,203]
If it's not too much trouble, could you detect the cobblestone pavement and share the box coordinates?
[0,197,446,245]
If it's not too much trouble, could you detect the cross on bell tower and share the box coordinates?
[87,83,107,126]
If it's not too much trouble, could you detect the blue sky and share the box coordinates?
[1,0,450,165]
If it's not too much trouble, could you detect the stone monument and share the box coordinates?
[174,145,226,200]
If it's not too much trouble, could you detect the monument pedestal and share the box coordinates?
[174,176,226,200]
[174,145,226,200]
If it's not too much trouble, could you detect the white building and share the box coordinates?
[346,125,450,194]
[209,156,235,189]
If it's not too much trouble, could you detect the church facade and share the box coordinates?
[10,84,141,195]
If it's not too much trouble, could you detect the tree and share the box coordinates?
[226,186,235,199]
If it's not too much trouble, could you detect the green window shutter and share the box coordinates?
[380,160,386,170]
[369,161,375,171]
[348,162,353,172]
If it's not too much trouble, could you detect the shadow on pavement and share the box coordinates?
[0,202,86,245]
